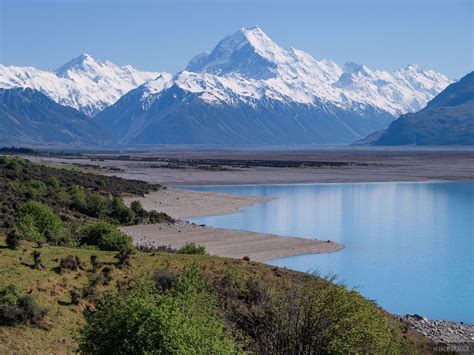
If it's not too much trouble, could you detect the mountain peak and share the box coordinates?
[405,63,422,72]
[185,26,282,79]
[55,53,102,76]
[343,62,369,74]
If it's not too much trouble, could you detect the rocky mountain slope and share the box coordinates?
[0,87,108,146]
[370,71,473,145]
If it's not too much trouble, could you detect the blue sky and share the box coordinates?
[0,0,472,79]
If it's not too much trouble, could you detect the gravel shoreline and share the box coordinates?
[401,314,473,351]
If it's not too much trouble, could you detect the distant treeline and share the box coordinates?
[0,147,38,155]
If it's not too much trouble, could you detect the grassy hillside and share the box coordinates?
[0,237,432,353]
[0,156,433,353]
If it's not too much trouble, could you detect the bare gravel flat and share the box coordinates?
[123,188,271,219]
[121,221,343,262]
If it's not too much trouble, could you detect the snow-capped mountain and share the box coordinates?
[95,26,451,145]
[0,54,168,117]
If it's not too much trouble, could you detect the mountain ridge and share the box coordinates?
[0,54,166,117]
[0,87,108,146]
[364,71,473,145]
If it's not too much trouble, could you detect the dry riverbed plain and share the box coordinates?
[27,147,473,261]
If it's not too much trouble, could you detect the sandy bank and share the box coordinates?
[121,221,343,262]
[121,188,343,262]
[123,188,270,219]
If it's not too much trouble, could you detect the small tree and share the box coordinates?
[31,250,43,270]
[130,200,145,218]
[110,196,135,225]
[90,255,99,271]
[115,248,133,269]
[16,201,63,246]
[77,222,133,251]
[70,289,81,305]
[5,229,21,250]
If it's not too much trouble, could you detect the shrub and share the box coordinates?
[77,222,133,251]
[230,279,400,354]
[90,255,99,271]
[57,255,83,271]
[130,200,145,217]
[137,244,176,253]
[177,242,207,255]
[0,285,48,326]
[153,269,177,291]
[85,193,108,218]
[5,159,21,173]
[47,176,61,188]
[79,263,236,354]
[110,196,135,225]
[5,229,21,250]
[15,201,63,246]
[25,179,46,198]
[114,249,133,269]
[70,289,81,305]
[147,210,174,224]
[31,250,43,269]
[70,185,88,213]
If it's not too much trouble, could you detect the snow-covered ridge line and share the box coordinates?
[0,54,168,117]
[0,26,451,118]
[179,26,451,116]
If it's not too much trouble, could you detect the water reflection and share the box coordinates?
[187,182,473,322]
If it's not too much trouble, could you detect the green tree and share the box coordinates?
[70,185,88,213]
[79,263,236,354]
[110,196,135,225]
[15,201,63,246]
[77,221,133,251]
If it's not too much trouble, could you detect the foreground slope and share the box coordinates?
[96,27,450,145]
[372,71,474,145]
[0,88,108,146]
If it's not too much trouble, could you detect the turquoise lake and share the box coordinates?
[186,182,474,323]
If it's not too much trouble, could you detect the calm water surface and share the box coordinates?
[186,182,474,323]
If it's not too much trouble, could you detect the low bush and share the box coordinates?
[70,289,81,305]
[0,285,48,326]
[153,269,177,291]
[57,255,83,271]
[177,242,207,255]
[130,200,174,224]
[136,244,176,253]
[25,179,47,199]
[114,249,133,269]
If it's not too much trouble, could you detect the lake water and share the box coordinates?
[185,182,474,323]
